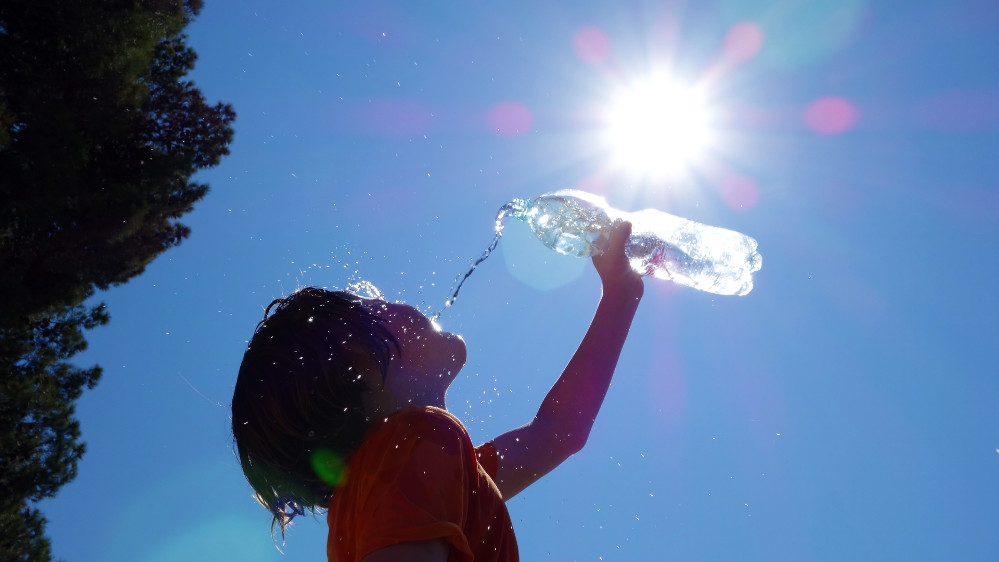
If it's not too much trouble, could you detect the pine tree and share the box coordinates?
[0,1,235,557]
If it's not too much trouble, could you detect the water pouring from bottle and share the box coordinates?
[436,190,762,318]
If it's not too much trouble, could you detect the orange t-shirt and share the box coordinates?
[327,406,519,561]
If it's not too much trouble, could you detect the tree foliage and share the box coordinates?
[0,0,234,557]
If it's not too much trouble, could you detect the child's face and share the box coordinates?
[361,299,466,410]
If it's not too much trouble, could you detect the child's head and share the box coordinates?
[231,287,399,532]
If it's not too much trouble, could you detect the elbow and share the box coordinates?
[555,426,589,458]
[534,414,591,460]
[565,439,586,458]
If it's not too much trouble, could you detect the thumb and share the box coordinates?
[607,220,632,254]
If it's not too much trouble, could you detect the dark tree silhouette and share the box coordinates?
[0,0,235,558]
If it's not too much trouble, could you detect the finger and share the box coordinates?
[618,220,632,240]
[611,221,632,252]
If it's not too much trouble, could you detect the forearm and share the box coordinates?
[534,283,642,453]
[489,222,643,499]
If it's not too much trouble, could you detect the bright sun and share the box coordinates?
[601,76,715,179]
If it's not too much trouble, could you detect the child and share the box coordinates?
[231,221,644,561]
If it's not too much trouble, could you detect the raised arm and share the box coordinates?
[488,221,644,499]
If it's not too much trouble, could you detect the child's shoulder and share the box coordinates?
[384,406,467,437]
[356,406,474,469]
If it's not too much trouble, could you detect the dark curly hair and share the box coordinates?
[231,287,399,539]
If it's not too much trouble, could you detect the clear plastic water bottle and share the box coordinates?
[504,190,762,295]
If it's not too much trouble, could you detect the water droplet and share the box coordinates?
[346,280,384,300]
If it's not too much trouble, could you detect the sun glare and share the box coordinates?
[602,77,715,179]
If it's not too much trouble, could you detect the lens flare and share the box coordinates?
[805,96,859,135]
[720,174,760,211]
[723,22,765,62]
[311,448,347,486]
[488,101,533,136]
[574,25,611,64]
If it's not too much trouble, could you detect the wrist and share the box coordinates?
[600,275,644,305]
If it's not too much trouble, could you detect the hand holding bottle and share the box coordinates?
[593,220,644,301]
[507,190,762,296]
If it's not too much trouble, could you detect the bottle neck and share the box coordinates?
[502,198,531,220]
[493,198,531,237]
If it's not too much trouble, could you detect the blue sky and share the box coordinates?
[41,0,999,560]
